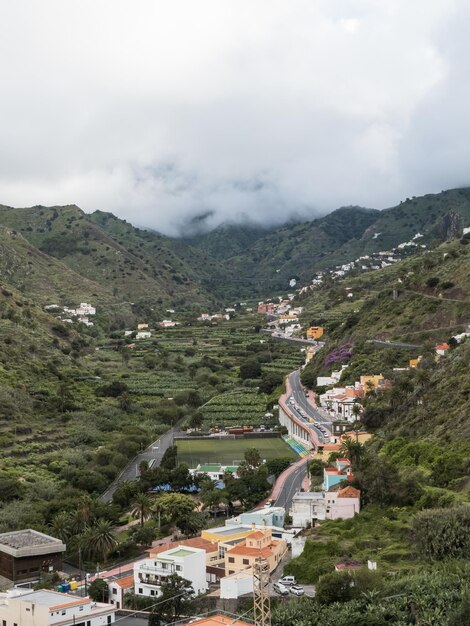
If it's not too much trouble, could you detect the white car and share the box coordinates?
[289,584,305,596]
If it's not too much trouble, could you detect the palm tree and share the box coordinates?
[50,511,73,544]
[351,403,362,442]
[89,520,117,563]
[130,492,153,527]
[340,436,363,470]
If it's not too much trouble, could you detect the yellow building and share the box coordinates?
[201,526,254,545]
[409,356,422,368]
[307,326,324,339]
[360,375,384,393]
[224,528,287,576]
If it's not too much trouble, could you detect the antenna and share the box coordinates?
[253,557,271,626]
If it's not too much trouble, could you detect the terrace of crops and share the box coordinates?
[176,436,298,467]
[91,321,304,408]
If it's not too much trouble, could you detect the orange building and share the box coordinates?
[182,615,252,626]
[307,326,324,340]
[224,528,286,576]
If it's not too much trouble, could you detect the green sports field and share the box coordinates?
[176,437,297,467]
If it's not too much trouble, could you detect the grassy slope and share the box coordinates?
[0,205,214,311]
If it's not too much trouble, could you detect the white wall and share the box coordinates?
[220,573,254,599]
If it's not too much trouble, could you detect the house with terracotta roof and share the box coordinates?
[224,528,286,576]
[323,458,353,491]
[0,588,115,625]
[290,485,361,527]
[108,574,134,609]
[435,342,450,357]
[181,613,253,626]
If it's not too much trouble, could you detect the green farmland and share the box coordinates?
[176,437,297,467]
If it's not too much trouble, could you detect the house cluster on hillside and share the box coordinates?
[298,233,427,295]
[107,521,289,606]
[197,312,231,322]
[44,302,96,326]
[318,374,391,422]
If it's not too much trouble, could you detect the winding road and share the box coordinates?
[286,370,333,442]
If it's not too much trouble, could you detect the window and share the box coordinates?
[138,588,143,594]
[229,570,234,575]
[175,565,182,571]
[79,605,84,611]
[62,610,66,615]
[112,587,117,594]
[107,617,112,624]
[228,557,235,563]
[243,559,249,565]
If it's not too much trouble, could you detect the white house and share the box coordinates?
[134,546,207,598]
[290,486,361,527]
[108,574,134,610]
[0,589,115,626]
[136,331,152,339]
[220,569,253,599]
[75,303,96,316]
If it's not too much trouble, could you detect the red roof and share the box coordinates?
[227,544,273,558]
[436,343,449,351]
[114,575,134,589]
[337,486,361,499]
[148,537,217,556]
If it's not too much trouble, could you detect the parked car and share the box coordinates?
[273,582,289,596]
[278,575,296,586]
[289,584,305,596]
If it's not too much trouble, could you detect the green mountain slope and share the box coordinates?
[0,204,215,311]
[186,188,470,298]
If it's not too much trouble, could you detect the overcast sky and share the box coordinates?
[0,0,469,235]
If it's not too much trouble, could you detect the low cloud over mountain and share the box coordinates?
[1,1,470,235]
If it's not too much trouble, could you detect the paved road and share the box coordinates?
[287,370,332,441]
[101,424,183,503]
[366,339,421,349]
[273,460,308,509]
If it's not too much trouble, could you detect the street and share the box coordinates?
[272,460,307,509]
[288,370,332,441]
[101,424,183,502]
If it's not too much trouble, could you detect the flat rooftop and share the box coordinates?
[209,527,248,537]
[0,530,66,558]
[9,590,86,608]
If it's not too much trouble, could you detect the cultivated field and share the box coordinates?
[176,436,297,467]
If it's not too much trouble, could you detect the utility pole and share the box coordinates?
[253,557,271,626]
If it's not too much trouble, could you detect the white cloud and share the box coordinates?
[0,0,466,235]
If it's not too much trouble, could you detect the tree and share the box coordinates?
[50,511,73,543]
[153,493,199,533]
[244,447,262,468]
[188,411,203,429]
[149,574,195,622]
[160,445,177,470]
[88,578,109,602]
[119,392,132,412]
[258,372,283,394]
[266,457,292,478]
[339,437,364,470]
[239,358,262,380]
[80,520,117,563]
[130,492,153,527]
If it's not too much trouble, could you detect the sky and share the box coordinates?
[0,0,469,236]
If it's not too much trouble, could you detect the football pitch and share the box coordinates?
[176,437,297,467]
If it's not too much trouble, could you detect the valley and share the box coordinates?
[1,190,470,624]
